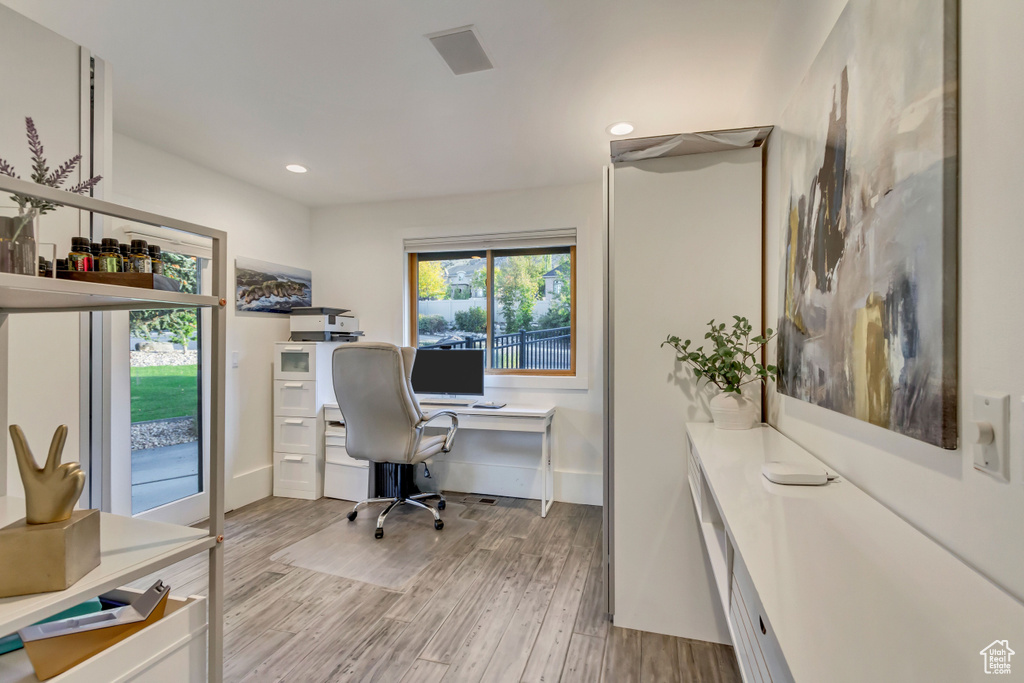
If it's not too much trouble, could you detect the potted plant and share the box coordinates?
[0,117,102,275]
[662,316,778,430]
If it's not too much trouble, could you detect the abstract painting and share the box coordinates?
[235,257,312,313]
[777,0,958,448]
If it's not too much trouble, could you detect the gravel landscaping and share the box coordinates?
[131,350,198,367]
[131,416,198,451]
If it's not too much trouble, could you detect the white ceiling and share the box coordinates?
[5,0,779,207]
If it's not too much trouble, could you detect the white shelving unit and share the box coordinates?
[0,175,227,683]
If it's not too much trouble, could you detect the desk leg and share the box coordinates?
[541,422,554,518]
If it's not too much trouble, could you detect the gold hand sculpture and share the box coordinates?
[10,425,85,524]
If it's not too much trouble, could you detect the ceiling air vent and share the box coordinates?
[427,26,493,75]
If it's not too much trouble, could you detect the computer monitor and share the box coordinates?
[411,348,485,396]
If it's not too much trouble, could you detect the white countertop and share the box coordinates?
[686,423,1024,683]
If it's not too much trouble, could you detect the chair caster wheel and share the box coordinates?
[347,511,357,521]
[437,500,446,510]
[434,519,444,531]
[374,528,384,539]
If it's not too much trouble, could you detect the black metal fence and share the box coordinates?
[420,325,571,370]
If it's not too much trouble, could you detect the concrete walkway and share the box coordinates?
[131,442,200,514]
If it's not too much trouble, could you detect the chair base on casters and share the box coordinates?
[345,492,446,539]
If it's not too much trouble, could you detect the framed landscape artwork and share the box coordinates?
[235,257,312,314]
[777,0,958,448]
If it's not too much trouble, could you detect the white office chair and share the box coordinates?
[331,342,459,539]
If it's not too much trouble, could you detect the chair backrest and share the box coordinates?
[332,342,425,463]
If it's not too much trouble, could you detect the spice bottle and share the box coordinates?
[129,239,152,274]
[68,237,93,272]
[119,243,131,272]
[148,245,164,275]
[97,238,123,273]
[90,242,103,271]
[55,258,68,271]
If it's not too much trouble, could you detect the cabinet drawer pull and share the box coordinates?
[283,346,303,352]
[284,419,305,425]
[283,383,304,389]
[283,455,305,462]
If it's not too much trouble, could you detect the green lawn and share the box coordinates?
[130,364,198,423]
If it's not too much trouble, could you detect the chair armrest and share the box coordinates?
[420,410,459,453]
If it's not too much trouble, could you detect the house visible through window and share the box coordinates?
[409,245,575,375]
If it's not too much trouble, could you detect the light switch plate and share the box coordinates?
[231,351,239,368]
[972,392,1009,481]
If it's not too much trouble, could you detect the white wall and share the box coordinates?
[746,0,1024,602]
[0,5,86,498]
[112,134,312,511]
[610,149,762,642]
[310,182,604,505]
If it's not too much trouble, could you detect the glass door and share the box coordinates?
[128,251,207,521]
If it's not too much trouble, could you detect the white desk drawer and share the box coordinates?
[274,416,317,454]
[273,380,317,417]
[274,344,316,380]
[324,404,343,423]
[274,451,317,492]
[325,461,369,502]
[325,444,364,467]
[2,593,206,682]
[325,433,347,448]
[731,552,794,683]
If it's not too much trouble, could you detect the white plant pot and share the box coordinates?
[709,391,758,430]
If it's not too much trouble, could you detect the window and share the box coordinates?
[409,245,576,375]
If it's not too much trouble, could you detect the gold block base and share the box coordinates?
[0,509,100,598]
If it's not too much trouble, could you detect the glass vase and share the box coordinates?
[0,211,38,276]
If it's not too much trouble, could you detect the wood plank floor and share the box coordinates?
[144,494,740,682]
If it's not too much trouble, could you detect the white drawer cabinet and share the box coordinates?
[272,341,346,500]
[0,594,206,683]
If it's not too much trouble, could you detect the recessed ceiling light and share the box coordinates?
[607,122,634,136]
[285,164,307,174]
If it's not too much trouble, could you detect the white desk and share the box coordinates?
[421,404,556,517]
[686,423,1024,682]
[325,403,557,517]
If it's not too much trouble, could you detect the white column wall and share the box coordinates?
[610,147,762,642]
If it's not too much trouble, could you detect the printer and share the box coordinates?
[289,307,363,342]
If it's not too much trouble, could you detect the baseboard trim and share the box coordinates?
[228,464,273,511]
[415,459,602,506]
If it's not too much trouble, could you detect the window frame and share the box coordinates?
[408,245,577,377]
